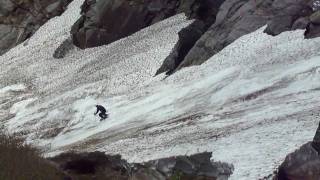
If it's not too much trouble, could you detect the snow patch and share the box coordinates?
[1,0,320,179]
[0,84,26,94]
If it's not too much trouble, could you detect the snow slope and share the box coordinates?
[1,0,320,179]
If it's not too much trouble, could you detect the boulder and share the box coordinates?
[274,143,320,180]
[274,121,320,180]
[71,0,179,49]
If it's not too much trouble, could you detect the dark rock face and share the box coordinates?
[264,0,313,36]
[155,20,206,75]
[176,0,317,70]
[273,142,320,180]
[176,0,273,70]
[155,0,225,75]
[70,0,225,49]
[51,151,234,180]
[0,0,72,55]
[274,122,320,180]
[71,0,177,49]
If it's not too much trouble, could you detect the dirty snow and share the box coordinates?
[1,0,320,179]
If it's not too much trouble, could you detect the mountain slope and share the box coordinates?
[1,0,320,179]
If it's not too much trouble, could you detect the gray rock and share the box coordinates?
[0,0,15,16]
[292,17,310,30]
[274,143,320,180]
[0,24,19,54]
[50,151,234,180]
[71,0,178,49]
[177,0,272,69]
[175,0,316,70]
[155,20,206,75]
[71,0,225,49]
[264,16,294,36]
[0,0,72,55]
[155,0,226,75]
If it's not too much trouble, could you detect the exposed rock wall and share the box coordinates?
[273,143,320,180]
[155,0,225,75]
[176,0,318,70]
[273,122,320,180]
[70,0,225,49]
[70,0,320,74]
[50,152,234,180]
[0,0,72,55]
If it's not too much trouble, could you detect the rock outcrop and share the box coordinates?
[50,151,234,180]
[273,122,320,180]
[176,0,318,70]
[70,0,320,74]
[70,0,225,49]
[0,0,72,55]
[273,142,320,180]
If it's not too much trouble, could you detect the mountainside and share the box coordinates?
[0,0,72,55]
[70,0,320,74]
[1,0,320,179]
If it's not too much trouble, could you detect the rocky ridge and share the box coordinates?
[70,0,225,50]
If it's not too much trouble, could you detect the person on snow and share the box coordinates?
[94,104,108,121]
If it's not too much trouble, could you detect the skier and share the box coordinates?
[94,105,108,121]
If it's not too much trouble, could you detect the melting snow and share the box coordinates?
[1,0,320,179]
[0,84,26,94]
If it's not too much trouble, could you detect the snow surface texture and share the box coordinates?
[1,0,320,179]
